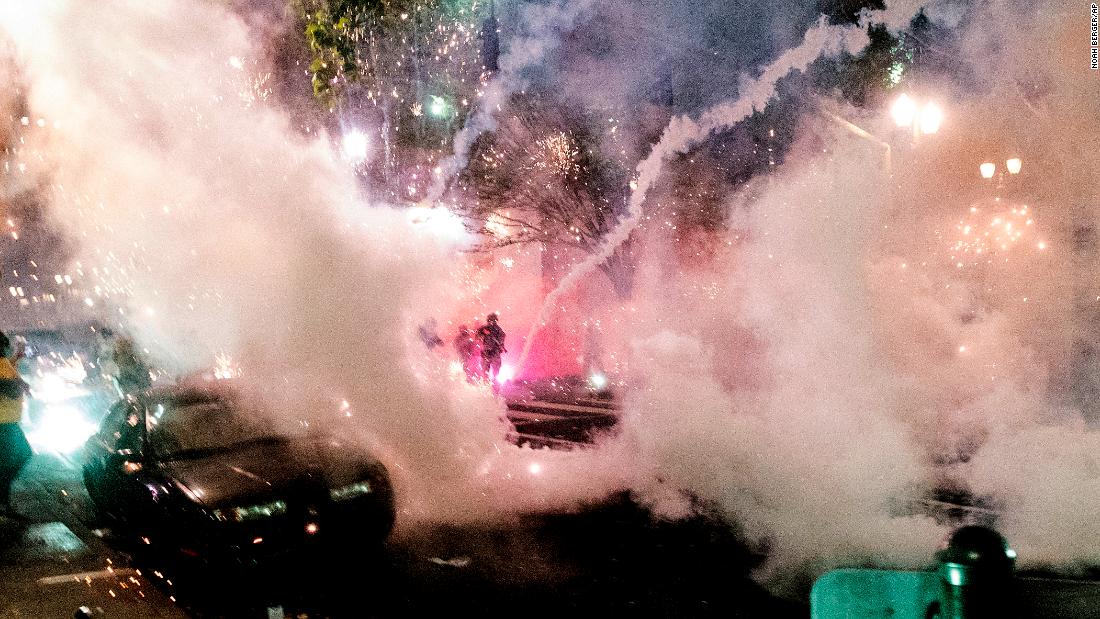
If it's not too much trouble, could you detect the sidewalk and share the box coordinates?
[0,453,187,618]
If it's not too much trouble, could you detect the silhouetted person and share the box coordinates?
[95,327,118,385]
[9,336,31,380]
[418,318,444,350]
[0,331,31,517]
[453,325,480,383]
[476,313,506,383]
[113,337,151,396]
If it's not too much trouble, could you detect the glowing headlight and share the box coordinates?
[329,481,372,502]
[24,404,98,454]
[213,499,287,522]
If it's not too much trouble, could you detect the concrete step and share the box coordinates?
[507,400,620,417]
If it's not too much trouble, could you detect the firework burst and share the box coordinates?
[944,201,1048,269]
[528,131,580,178]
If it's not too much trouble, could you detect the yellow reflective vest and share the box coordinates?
[0,358,24,424]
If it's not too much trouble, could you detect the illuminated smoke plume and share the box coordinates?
[2,0,1098,594]
[516,18,869,370]
[518,0,941,371]
[0,0,628,525]
[617,0,1100,583]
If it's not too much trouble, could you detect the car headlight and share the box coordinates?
[213,499,287,522]
[329,481,372,502]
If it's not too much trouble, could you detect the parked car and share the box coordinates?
[81,380,395,566]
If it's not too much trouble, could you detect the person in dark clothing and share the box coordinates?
[113,337,151,396]
[453,325,480,383]
[476,313,506,383]
[0,331,31,517]
[418,318,444,350]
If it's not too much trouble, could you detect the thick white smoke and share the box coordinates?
[2,0,1097,596]
[614,0,1100,584]
[0,0,629,526]
[621,138,945,583]
[519,0,948,369]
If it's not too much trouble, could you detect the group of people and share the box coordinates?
[453,313,507,385]
[0,327,153,520]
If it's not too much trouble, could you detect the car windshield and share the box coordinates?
[148,392,281,458]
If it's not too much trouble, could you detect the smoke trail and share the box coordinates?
[423,0,593,204]
[516,18,868,370]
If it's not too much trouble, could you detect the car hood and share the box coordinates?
[160,437,380,508]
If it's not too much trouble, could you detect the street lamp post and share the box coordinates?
[978,157,1023,198]
[819,94,946,175]
[1003,157,1022,197]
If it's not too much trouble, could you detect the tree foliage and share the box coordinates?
[293,0,960,297]
[300,0,365,103]
[298,0,491,151]
[457,93,636,295]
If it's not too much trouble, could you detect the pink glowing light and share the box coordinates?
[496,363,515,384]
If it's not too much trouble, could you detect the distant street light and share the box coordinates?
[891,94,917,128]
[428,95,449,119]
[918,103,943,135]
[977,158,1022,198]
[341,129,369,162]
[892,94,944,142]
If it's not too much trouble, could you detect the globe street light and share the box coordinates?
[892,94,944,142]
[978,158,1024,200]
[891,94,917,128]
[918,103,943,135]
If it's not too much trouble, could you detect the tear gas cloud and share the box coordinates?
[0,0,629,525]
[1,0,1098,594]
[614,0,1100,581]
[518,16,870,369]
[548,0,820,113]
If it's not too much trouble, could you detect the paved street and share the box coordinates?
[8,388,1099,618]
[1,444,800,618]
[502,376,622,448]
[168,495,801,618]
[0,454,186,618]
